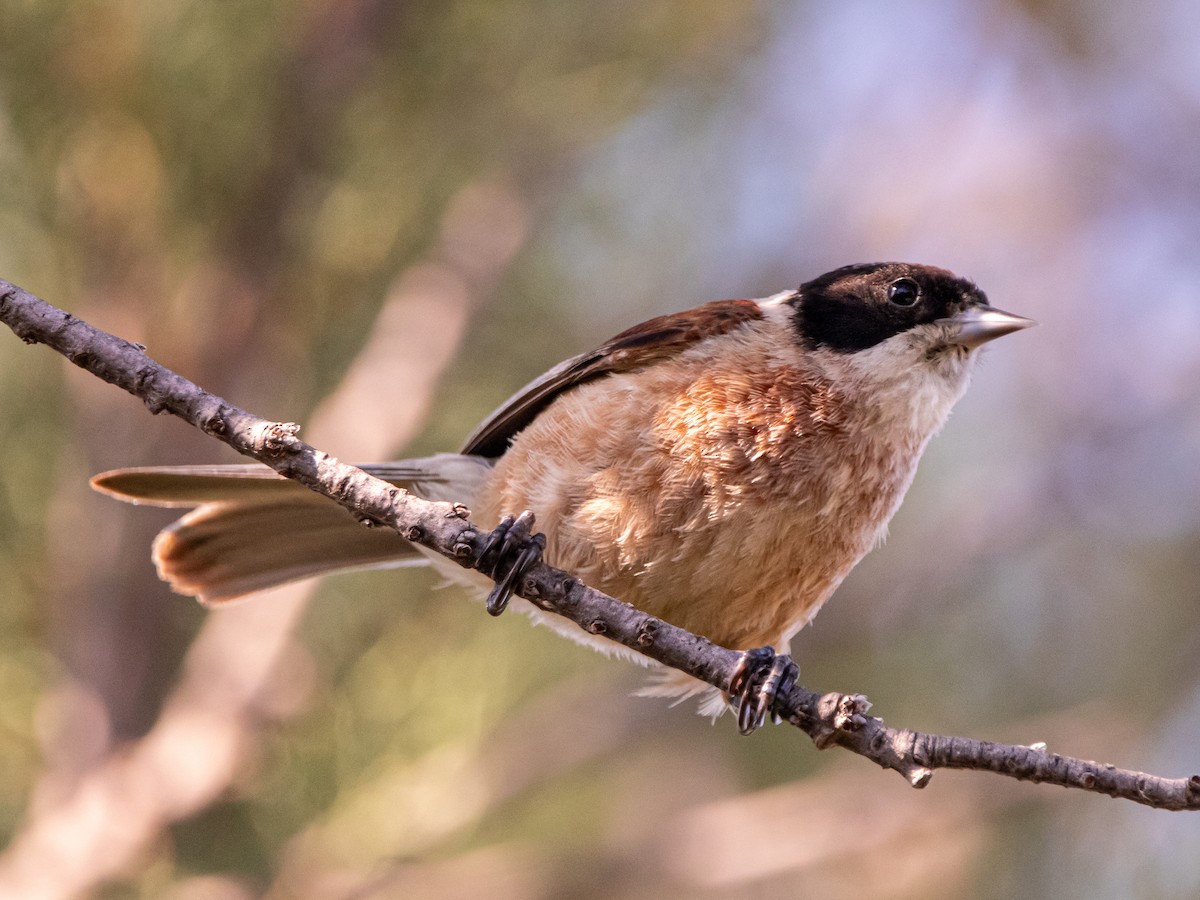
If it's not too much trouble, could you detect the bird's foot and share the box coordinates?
[728,646,799,735]
[480,510,546,616]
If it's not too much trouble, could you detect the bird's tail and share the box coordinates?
[91,455,494,605]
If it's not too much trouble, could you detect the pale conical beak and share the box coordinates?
[939,306,1036,349]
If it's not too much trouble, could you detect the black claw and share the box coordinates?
[762,654,799,726]
[481,510,546,616]
[728,647,799,735]
[479,514,516,570]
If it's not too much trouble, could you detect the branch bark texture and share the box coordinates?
[2,277,1197,812]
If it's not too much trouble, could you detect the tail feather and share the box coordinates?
[153,499,426,604]
[92,454,495,603]
[90,457,472,507]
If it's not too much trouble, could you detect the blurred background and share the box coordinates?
[1,0,1199,897]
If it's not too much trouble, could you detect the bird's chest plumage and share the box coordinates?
[478,327,937,650]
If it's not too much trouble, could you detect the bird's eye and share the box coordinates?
[888,278,920,306]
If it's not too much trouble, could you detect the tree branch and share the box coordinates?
[3,277,1197,812]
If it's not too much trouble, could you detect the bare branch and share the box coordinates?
[2,277,1197,812]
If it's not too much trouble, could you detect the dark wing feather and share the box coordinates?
[460,299,765,457]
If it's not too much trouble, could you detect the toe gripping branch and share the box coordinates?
[729,646,799,736]
[480,510,547,616]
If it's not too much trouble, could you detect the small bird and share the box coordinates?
[93,262,1033,730]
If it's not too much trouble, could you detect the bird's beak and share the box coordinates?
[939,305,1036,349]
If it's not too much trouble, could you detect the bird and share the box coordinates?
[92,262,1033,731]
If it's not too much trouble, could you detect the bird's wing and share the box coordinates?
[460,299,766,457]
